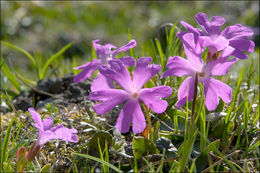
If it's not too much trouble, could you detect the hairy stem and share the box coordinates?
[190,73,198,125]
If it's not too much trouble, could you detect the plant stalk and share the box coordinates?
[190,73,198,126]
[144,105,152,140]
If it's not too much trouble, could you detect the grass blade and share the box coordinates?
[40,42,72,79]
[74,153,122,173]
[155,39,165,72]
[226,68,245,124]
[1,41,36,68]
[1,117,14,171]
[0,57,21,92]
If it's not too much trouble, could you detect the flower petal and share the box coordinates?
[28,108,43,130]
[89,89,129,114]
[195,12,225,35]
[50,124,63,132]
[176,77,194,108]
[37,130,54,147]
[162,56,195,78]
[208,78,232,103]
[139,86,172,113]
[220,24,254,40]
[116,99,146,134]
[92,40,117,60]
[205,56,238,76]
[231,49,248,59]
[119,56,136,67]
[73,59,101,83]
[54,127,78,143]
[37,126,78,146]
[99,59,133,91]
[91,73,114,92]
[177,32,203,71]
[133,57,161,90]
[180,20,205,41]
[112,40,136,57]
[219,46,235,58]
[200,35,229,51]
[204,78,219,111]
[229,39,255,53]
[42,117,53,131]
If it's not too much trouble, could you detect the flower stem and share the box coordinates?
[190,73,198,125]
[144,105,152,140]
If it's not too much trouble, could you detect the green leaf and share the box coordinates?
[128,28,135,58]
[195,139,220,172]
[0,58,21,92]
[201,47,208,63]
[3,162,14,172]
[151,121,160,143]
[74,153,122,173]
[155,39,165,71]
[14,71,37,86]
[40,43,72,79]
[40,163,51,173]
[87,130,112,152]
[178,128,198,172]
[226,68,245,124]
[1,41,36,67]
[132,136,158,159]
[1,117,14,170]
[72,56,77,75]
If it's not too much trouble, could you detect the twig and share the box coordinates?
[150,113,176,132]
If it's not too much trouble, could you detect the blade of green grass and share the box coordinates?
[74,153,122,173]
[97,138,108,173]
[155,39,165,72]
[156,149,166,173]
[0,57,21,92]
[0,117,14,172]
[40,42,72,79]
[226,68,245,124]
[14,71,37,86]
[1,41,36,67]
[128,28,135,59]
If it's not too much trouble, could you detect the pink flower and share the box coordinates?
[16,108,78,168]
[28,108,78,147]
[162,33,238,111]
[89,57,172,133]
[180,12,255,61]
[73,40,136,91]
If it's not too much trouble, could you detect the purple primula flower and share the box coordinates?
[180,12,255,61]
[162,33,238,111]
[28,108,78,148]
[73,40,136,91]
[89,57,172,134]
[16,108,78,164]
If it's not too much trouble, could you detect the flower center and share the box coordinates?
[132,92,139,99]
[206,47,219,63]
[199,72,205,77]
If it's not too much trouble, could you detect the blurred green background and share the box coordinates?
[1,1,259,80]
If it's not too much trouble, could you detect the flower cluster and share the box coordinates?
[15,12,254,172]
[73,12,254,134]
[16,108,78,171]
[162,12,255,111]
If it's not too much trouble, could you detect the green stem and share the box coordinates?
[190,73,198,126]
[178,73,199,172]
[144,105,152,140]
